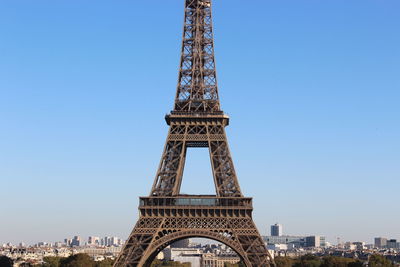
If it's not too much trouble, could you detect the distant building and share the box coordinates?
[174,254,202,267]
[103,236,112,247]
[306,236,321,248]
[320,236,326,247]
[374,237,387,248]
[64,238,72,246]
[111,237,119,246]
[202,253,240,267]
[88,236,100,246]
[352,242,366,250]
[271,224,283,237]
[267,243,288,251]
[264,236,305,247]
[264,235,325,248]
[344,242,357,251]
[83,246,122,257]
[171,239,190,248]
[37,242,49,247]
[170,248,202,260]
[71,236,81,247]
[387,239,398,249]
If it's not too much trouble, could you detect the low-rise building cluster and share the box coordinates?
[1,227,399,266]
[263,224,400,265]
[0,235,124,266]
[157,240,241,267]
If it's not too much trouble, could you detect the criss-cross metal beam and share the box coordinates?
[114,1,275,266]
[175,0,219,112]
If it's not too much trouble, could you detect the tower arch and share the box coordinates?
[141,230,251,267]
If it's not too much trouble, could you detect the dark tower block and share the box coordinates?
[114,1,274,266]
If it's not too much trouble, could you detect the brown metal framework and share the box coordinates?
[114,0,274,266]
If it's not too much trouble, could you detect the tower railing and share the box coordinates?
[139,196,252,208]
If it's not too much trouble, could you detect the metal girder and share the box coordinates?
[114,0,274,266]
[151,123,242,197]
[175,0,219,112]
[114,209,273,267]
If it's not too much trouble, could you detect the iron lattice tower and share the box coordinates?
[114,1,274,266]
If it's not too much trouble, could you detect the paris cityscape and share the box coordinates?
[1,224,400,266]
[1,0,399,267]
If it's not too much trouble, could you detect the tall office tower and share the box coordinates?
[387,239,398,249]
[71,236,81,247]
[374,237,387,248]
[271,224,283,236]
[104,236,112,247]
[88,236,100,245]
[111,237,119,246]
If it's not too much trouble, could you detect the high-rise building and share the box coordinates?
[71,236,81,247]
[271,223,283,236]
[319,236,326,247]
[111,237,119,246]
[387,239,398,249]
[103,236,112,247]
[374,237,387,248]
[88,236,100,246]
[64,238,72,246]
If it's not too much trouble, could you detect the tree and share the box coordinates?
[321,256,354,267]
[369,254,394,267]
[224,262,246,267]
[151,259,190,266]
[60,254,95,267]
[95,258,115,267]
[348,260,363,267]
[293,254,322,267]
[275,256,294,267]
[43,256,62,267]
[0,256,13,267]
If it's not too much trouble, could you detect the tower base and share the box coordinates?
[113,196,274,267]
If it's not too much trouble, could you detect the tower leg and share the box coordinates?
[114,216,274,267]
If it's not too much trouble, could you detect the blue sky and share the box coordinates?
[0,0,399,245]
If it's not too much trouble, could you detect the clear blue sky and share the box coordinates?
[0,0,399,246]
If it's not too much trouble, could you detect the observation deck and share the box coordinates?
[165,111,230,126]
[139,196,253,218]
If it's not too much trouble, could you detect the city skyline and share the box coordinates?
[1,223,397,248]
[1,0,399,246]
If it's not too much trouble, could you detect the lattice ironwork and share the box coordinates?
[175,0,219,112]
[151,123,241,197]
[114,0,274,266]
[115,213,273,267]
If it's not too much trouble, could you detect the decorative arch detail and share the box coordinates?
[140,229,251,267]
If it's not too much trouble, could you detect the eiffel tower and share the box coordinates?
[114,1,274,266]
